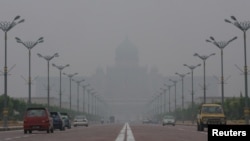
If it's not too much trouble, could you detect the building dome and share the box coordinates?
[115,37,139,66]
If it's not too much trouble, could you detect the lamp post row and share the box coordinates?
[149,16,250,125]
[0,16,104,129]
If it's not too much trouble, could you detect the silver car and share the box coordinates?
[73,115,89,127]
[162,115,175,126]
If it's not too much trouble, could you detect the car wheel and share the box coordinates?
[29,130,32,134]
[197,124,200,131]
[200,124,204,131]
[60,126,64,131]
[24,130,27,134]
[51,128,54,133]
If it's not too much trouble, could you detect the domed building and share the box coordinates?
[99,37,153,121]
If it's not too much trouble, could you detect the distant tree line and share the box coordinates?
[156,93,249,122]
[0,94,99,121]
[173,93,249,121]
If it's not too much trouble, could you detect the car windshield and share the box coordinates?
[75,115,86,119]
[61,115,68,119]
[163,115,174,119]
[27,109,46,117]
[201,106,223,114]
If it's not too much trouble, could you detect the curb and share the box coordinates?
[0,126,22,131]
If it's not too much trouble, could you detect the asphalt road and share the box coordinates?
[0,123,207,141]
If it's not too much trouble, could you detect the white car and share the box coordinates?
[162,115,175,126]
[73,115,89,127]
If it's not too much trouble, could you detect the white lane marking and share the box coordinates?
[126,123,135,141]
[3,134,32,140]
[115,123,127,141]
[115,123,136,141]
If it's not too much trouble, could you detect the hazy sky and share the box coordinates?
[0,0,250,98]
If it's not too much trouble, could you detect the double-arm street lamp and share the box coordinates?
[0,15,25,128]
[91,91,97,115]
[160,87,167,113]
[37,53,59,108]
[183,63,201,123]
[164,84,173,113]
[206,36,237,107]
[63,72,78,110]
[86,88,94,114]
[82,83,90,113]
[225,16,250,124]
[169,79,178,112]
[52,63,69,108]
[194,53,215,104]
[175,72,190,123]
[72,79,85,113]
[15,37,44,105]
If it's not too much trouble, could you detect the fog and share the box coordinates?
[0,0,250,121]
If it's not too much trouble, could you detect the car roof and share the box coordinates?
[201,103,222,106]
[163,115,175,117]
[26,107,47,110]
[75,115,87,118]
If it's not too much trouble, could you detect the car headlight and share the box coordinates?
[202,118,208,123]
[221,118,226,123]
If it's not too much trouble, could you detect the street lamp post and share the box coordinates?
[87,88,94,114]
[206,36,237,107]
[183,63,201,123]
[194,53,215,104]
[169,79,178,112]
[175,72,190,123]
[63,72,78,110]
[52,63,69,108]
[225,16,250,124]
[156,92,162,115]
[164,84,173,113]
[72,79,85,113]
[37,53,59,108]
[160,87,167,113]
[82,83,90,113]
[15,37,44,105]
[91,92,97,115]
[0,15,24,128]
[153,95,157,116]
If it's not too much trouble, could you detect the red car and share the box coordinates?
[23,107,54,134]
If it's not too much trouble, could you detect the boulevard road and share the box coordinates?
[0,123,207,141]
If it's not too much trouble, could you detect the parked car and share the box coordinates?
[73,115,88,127]
[50,112,66,131]
[23,107,54,134]
[162,115,176,126]
[60,112,71,129]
